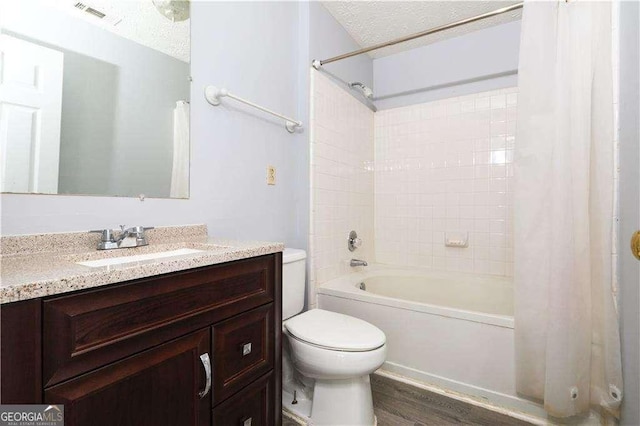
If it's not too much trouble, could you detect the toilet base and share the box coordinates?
[310,375,375,426]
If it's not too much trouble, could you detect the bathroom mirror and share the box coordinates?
[0,0,191,199]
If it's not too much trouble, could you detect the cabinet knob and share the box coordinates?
[242,343,252,356]
[198,353,211,398]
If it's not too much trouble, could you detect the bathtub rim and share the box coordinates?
[317,265,514,329]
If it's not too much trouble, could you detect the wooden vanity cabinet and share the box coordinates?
[1,253,282,426]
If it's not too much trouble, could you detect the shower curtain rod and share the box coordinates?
[312,2,524,69]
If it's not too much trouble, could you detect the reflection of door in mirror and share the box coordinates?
[0,34,64,194]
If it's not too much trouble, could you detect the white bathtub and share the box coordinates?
[317,265,549,419]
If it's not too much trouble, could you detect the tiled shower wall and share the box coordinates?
[374,88,518,276]
[310,6,619,298]
[308,72,374,307]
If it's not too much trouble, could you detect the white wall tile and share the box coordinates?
[312,44,619,285]
[374,88,518,276]
[310,72,375,295]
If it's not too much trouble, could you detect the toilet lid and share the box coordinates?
[284,309,386,352]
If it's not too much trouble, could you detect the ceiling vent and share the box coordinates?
[73,2,122,26]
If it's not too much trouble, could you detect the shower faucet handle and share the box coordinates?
[348,230,362,252]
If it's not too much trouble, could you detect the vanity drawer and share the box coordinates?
[212,372,274,426]
[212,303,274,405]
[43,255,276,387]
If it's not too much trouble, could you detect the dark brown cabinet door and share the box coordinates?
[0,299,41,404]
[45,329,211,426]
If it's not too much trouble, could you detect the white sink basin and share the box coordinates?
[77,248,204,268]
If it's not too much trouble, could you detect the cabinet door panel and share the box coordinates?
[212,372,274,426]
[213,304,274,405]
[0,299,41,403]
[45,329,210,426]
[44,255,275,386]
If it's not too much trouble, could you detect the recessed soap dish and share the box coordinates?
[445,232,469,248]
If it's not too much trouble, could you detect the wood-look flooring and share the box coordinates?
[371,374,534,426]
[282,373,535,425]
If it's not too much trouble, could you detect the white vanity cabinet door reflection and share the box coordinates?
[0,34,64,194]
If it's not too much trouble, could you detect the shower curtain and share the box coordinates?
[170,100,190,198]
[514,0,623,418]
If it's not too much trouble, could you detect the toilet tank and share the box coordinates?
[282,248,306,321]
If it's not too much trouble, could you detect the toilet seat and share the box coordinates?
[284,309,386,352]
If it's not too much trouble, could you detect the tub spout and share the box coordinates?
[350,259,368,267]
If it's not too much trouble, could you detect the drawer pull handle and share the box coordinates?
[242,343,252,356]
[242,417,252,426]
[198,353,212,398]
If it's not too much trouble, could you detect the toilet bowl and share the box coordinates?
[284,309,386,425]
[282,249,387,425]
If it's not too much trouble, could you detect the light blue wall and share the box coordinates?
[619,1,640,424]
[190,1,302,244]
[292,1,311,251]
[373,21,521,110]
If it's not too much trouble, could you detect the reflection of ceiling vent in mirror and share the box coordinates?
[73,2,122,26]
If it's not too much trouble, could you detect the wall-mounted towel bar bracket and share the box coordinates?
[204,85,302,133]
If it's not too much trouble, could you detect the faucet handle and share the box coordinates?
[128,226,153,234]
[89,229,114,242]
[132,226,153,246]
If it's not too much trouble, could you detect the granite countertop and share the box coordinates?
[0,225,284,304]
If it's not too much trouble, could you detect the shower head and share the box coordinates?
[349,82,374,99]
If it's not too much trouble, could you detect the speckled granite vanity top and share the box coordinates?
[0,224,284,304]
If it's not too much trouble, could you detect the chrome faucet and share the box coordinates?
[350,259,368,267]
[90,225,154,250]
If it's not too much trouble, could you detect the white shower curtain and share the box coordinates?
[170,100,190,198]
[514,0,623,419]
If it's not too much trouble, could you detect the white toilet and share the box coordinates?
[282,248,387,425]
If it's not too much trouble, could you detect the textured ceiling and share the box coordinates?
[320,1,522,59]
[56,0,189,62]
